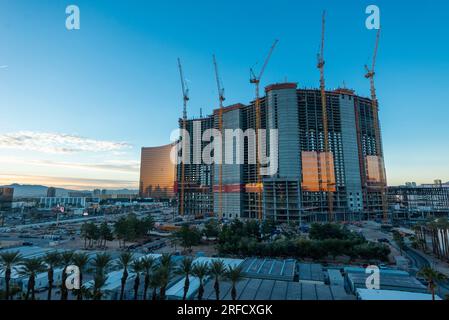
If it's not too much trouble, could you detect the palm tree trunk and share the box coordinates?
[231,284,237,301]
[47,268,54,300]
[183,276,190,300]
[61,267,68,300]
[77,273,83,300]
[160,286,166,300]
[143,275,149,300]
[120,270,128,300]
[214,278,220,300]
[134,275,140,300]
[198,282,204,301]
[30,275,36,300]
[5,268,11,301]
[152,288,157,301]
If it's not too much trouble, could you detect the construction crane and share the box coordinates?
[250,39,279,221]
[364,28,388,222]
[213,54,225,220]
[177,58,189,216]
[317,10,334,222]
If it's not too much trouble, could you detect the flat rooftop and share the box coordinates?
[298,263,325,283]
[357,289,441,300]
[240,258,296,281]
[202,278,355,300]
[347,273,427,293]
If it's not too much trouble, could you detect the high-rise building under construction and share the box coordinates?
[176,82,387,222]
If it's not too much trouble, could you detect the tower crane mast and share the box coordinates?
[317,11,334,222]
[250,40,278,221]
[213,54,225,220]
[178,58,189,216]
[364,28,388,222]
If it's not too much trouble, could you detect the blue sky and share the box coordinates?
[0,0,448,189]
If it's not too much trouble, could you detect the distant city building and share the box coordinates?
[139,144,176,200]
[176,83,387,222]
[405,182,417,188]
[68,191,92,198]
[0,187,14,211]
[93,189,101,197]
[388,184,449,220]
[39,197,87,209]
[47,187,56,197]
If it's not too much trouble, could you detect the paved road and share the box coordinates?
[405,247,449,298]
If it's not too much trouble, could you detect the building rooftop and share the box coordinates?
[298,263,325,283]
[347,273,427,294]
[201,278,355,300]
[356,288,441,300]
[240,258,296,282]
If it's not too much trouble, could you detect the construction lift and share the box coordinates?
[317,11,335,222]
[177,58,189,216]
[213,54,226,220]
[364,28,388,222]
[250,39,279,221]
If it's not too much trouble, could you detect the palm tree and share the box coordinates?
[176,257,194,300]
[158,266,171,300]
[149,270,161,301]
[60,251,74,300]
[418,266,448,301]
[116,252,133,300]
[19,258,46,300]
[43,252,61,300]
[131,259,143,300]
[90,253,112,300]
[226,265,244,301]
[72,253,90,300]
[141,256,155,300]
[192,261,209,300]
[92,273,109,300]
[0,251,22,300]
[209,259,226,300]
[158,253,173,300]
[161,253,174,270]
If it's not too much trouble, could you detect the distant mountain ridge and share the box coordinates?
[0,184,138,198]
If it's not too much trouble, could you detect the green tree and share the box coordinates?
[92,273,108,300]
[43,252,61,300]
[60,251,74,300]
[261,219,276,239]
[19,258,46,300]
[209,259,226,300]
[0,251,22,300]
[417,266,448,301]
[204,220,220,240]
[192,262,209,301]
[116,252,134,300]
[99,222,114,249]
[392,230,406,255]
[226,265,244,301]
[176,257,194,300]
[92,253,112,276]
[72,252,90,300]
[131,259,144,300]
[141,256,155,300]
[173,225,202,252]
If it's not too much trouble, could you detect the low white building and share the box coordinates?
[357,288,442,300]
